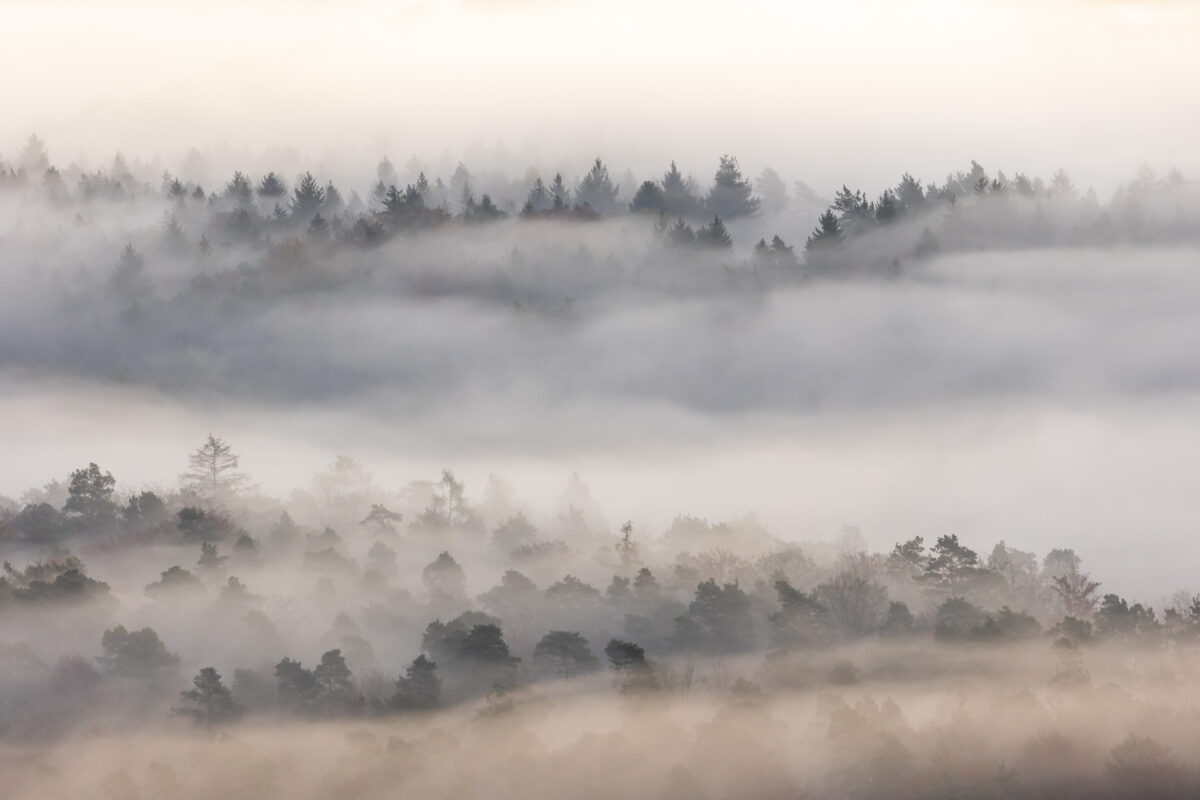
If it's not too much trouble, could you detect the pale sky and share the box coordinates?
[1,0,1197,194]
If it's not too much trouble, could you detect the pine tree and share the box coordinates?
[575,157,620,216]
[392,655,440,710]
[64,463,118,529]
[225,171,253,206]
[533,631,598,680]
[463,194,505,224]
[182,435,250,507]
[832,186,873,234]
[522,177,552,215]
[274,657,317,713]
[696,215,733,248]
[423,551,467,602]
[896,172,925,209]
[875,189,900,224]
[616,520,638,564]
[176,667,242,728]
[323,181,344,213]
[706,155,759,219]
[313,649,355,696]
[755,234,798,268]
[549,172,571,208]
[661,161,701,217]
[667,217,695,247]
[629,181,666,214]
[99,625,180,680]
[805,210,843,254]
[290,172,325,220]
[163,172,187,200]
[257,172,287,198]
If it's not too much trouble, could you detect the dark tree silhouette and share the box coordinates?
[314,648,356,697]
[706,155,759,219]
[392,654,441,710]
[575,158,620,216]
[257,172,287,198]
[696,215,733,249]
[144,566,203,598]
[629,181,666,214]
[176,667,242,728]
[274,657,317,713]
[98,625,180,680]
[64,463,117,530]
[923,535,982,594]
[769,579,827,650]
[674,579,754,654]
[661,161,702,217]
[533,631,598,680]
[290,172,325,221]
[805,210,843,257]
[604,638,648,671]
[225,171,253,206]
[522,177,552,215]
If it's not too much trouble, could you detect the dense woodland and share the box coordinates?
[2,437,1200,798]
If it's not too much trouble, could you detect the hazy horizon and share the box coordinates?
[3,0,1198,196]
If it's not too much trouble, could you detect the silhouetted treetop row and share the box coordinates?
[6,135,1196,288]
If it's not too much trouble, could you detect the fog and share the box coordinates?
[4,1,1200,797]
[3,171,1200,595]
[3,0,1199,192]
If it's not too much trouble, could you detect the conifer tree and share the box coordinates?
[176,667,242,727]
[257,172,287,198]
[182,435,250,507]
[696,215,733,248]
[629,181,666,214]
[706,155,759,219]
[805,210,844,255]
[661,161,701,217]
[290,172,325,220]
[575,157,620,216]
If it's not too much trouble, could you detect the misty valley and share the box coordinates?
[2,139,1200,800]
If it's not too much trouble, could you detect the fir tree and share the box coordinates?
[575,158,620,216]
[706,155,759,219]
[629,181,666,214]
[290,172,325,220]
[696,215,732,248]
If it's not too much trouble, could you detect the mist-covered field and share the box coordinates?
[4,0,1200,797]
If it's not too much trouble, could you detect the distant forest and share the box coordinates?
[3,134,1199,300]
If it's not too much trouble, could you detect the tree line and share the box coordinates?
[3,436,1198,737]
